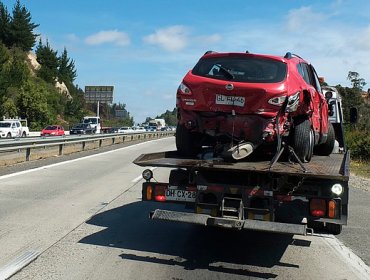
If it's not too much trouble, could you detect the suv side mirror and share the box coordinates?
[349,107,358,123]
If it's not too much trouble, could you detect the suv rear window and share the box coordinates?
[192,56,287,83]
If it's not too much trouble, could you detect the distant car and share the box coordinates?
[132,126,146,132]
[117,126,134,133]
[146,126,157,132]
[70,123,95,135]
[41,125,65,137]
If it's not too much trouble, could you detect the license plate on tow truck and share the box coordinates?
[165,187,196,202]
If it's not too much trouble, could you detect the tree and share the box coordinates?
[58,47,77,84]
[0,2,11,46]
[347,71,366,90]
[8,0,39,51]
[35,39,59,84]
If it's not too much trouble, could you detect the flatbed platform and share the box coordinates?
[134,150,350,181]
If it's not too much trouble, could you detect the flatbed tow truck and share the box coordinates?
[134,86,353,236]
[134,148,349,236]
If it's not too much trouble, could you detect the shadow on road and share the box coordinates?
[80,201,311,279]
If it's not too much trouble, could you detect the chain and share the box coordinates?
[288,177,305,196]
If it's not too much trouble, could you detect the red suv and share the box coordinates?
[176,51,335,162]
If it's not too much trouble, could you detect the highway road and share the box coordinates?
[0,137,369,279]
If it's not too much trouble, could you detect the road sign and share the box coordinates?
[84,86,114,104]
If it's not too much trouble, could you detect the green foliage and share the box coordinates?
[16,80,49,129]
[58,47,77,84]
[347,71,366,90]
[35,39,59,84]
[345,129,370,162]
[155,108,178,126]
[0,2,11,46]
[8,0,39,51]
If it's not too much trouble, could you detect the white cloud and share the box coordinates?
[85,30,130,46]
[285,6,326,32]
[143,25,189,52]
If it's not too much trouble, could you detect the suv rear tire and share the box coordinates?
[315,123,335,156]
[176,124,201,156]
[292,119,314,163]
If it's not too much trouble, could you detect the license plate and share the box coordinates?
[215,94,245,107]
[165,189,196,202]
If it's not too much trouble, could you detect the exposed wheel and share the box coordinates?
[326,222,342,235]
[291,119,314,163]
[315,122,335,156]
[22,132,26,137]
[176,124,201,156]
[6,133,11,138]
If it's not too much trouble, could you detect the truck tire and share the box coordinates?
[6,133,11,138]
[176,124,201,156]
[315,123,335,156]
[291,119,314,163]
[22,132,26,137]
[326,222,342,235]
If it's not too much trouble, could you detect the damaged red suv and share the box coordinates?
[176,51,335,162]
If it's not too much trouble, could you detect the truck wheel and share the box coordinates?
[6,133,11,138]
[315,123,335,156]
[292,119,314,163]
[176,124,201,156]
[22,132,26,137]
[326,222,342,235]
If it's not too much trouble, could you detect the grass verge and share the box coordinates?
[351,160,370,179]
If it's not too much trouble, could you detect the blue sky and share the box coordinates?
[2,0,370,123]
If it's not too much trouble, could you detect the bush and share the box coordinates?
[345,129,370,161]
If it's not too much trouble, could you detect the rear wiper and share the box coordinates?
[216,64,234,80]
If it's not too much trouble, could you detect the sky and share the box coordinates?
[2,0,370,123]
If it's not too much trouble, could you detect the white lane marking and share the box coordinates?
[0,138,168,181]
[321,234,370,279]
[131,167,157,183]
[0,250,40,280]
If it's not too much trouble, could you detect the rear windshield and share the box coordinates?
[192,56,287,83]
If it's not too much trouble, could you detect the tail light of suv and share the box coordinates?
[178,82,192,95]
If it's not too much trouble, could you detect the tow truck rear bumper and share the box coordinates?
[150,209,310,236]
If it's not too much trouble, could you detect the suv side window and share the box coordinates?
[299,63,312,85]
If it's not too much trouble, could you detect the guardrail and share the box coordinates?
[0,131,175,164]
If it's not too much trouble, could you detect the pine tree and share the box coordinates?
[35,39,59,84]
[58,47,77,84]
[0,2,11,46]
[9,0,39,51]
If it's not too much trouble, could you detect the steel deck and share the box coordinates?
[134,150,350,180]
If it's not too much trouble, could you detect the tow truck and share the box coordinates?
[134,86,355,236]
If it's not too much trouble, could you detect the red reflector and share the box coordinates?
[155,185,167,202]
[310,198,326,217]
[155,195,166,202]
[311,209,325,217]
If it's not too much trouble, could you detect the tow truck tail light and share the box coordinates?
[328,200,336,218]
[146,185,153,200]
[310,198,326,217]
[155,185,166,202]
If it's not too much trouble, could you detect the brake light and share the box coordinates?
[155,185,167,202]
[310,198,326,217]
[328,200,336,218]
[178,82,192,95]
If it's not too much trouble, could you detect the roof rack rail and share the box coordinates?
[284,52,304,60]
[204,50,217,55]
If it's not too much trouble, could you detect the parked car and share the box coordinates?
[70,123,95,135]
[176,51,334,162]
[41,125,65,137]
[117,126,134,133]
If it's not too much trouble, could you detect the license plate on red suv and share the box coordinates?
[215,94,245,107]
